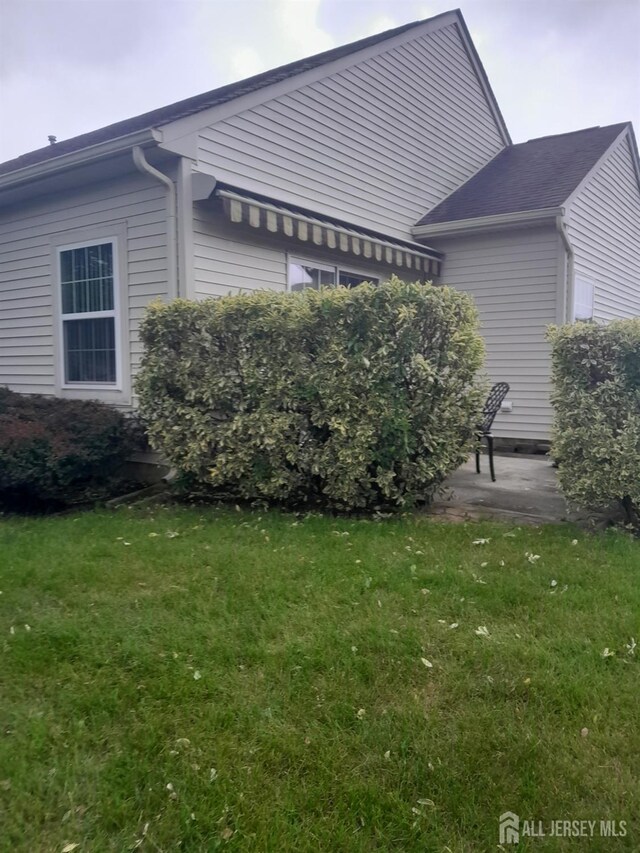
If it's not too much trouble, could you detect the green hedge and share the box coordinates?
[0,388,140,510]
[136,278,485,510]
[548,319,640,527]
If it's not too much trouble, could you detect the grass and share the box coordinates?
[0,505,638,852]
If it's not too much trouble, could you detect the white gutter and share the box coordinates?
[0,128,160,192]
[555,212,574,324]
[412,207,562,240]
[132,145,179,300]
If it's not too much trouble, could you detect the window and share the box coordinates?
[59,241,118,384]
[573,275,595,321]
[289,260,336,291]
[288,257,378,292]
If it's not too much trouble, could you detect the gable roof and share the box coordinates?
[415,123,630,227]
[1,10,499,180]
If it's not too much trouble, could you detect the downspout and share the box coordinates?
[132,146,179,300]
[556,212,574,323]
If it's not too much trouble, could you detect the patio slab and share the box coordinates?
[431,454,569,524]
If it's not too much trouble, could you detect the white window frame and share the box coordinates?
[573,274,595,322]
[51,224,130,403]
[287,255,379,292]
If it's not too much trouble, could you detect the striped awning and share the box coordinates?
[217,188,442,277]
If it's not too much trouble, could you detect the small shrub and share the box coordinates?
[0,388,140,510]
[136,278,485,510]
[548,319,640,528]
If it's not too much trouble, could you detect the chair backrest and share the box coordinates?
[479,382,510,433]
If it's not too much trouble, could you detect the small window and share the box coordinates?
[288,258,378,292]
[573,275,595,321]
[59,241,117,384]
[289,261,336,292]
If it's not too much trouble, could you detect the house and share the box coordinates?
[1,8,639,443]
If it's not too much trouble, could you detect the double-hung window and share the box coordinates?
[288,257,379,291]
[59,240,118,385]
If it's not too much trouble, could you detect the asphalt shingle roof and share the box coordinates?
[416,123,629,227]
[0,16,446,178]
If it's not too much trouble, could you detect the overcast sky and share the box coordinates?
[1,0,638,162]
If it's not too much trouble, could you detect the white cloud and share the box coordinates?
[228,46,267,80]
[272,0,335,56]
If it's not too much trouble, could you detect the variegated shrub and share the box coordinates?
[548,319,640,528]
[136,278,485,510]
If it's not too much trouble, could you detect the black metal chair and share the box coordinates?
[476,382,510,482]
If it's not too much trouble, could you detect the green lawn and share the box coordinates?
[0,506,638,851]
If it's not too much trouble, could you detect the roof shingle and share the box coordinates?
[416,123,629,227]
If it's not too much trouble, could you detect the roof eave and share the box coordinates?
[411,207,563,239]
[0,128,161,193]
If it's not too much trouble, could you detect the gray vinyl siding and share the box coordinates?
[193,204,415,299]
[566,134,640,321]
[193,205,287,297]
[432,226,559,441]
[0,171,168,399]
[195,23,504,240]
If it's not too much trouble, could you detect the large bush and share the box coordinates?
[136,278,484,510]
[548,319,640,527]
[0,388,139,510]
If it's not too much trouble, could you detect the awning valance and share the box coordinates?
[216,188,442,278]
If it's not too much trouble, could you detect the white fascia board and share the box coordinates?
[453,19,511,146]
[411,207,562,239]
[562,125,632,217]
[0,128,161,192]
[158,11,461,148]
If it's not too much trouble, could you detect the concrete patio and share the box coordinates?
[432,453,570,524]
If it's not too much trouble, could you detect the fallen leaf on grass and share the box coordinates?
[581,727,589,738]
[472,538,490,545]
[421,658,433,668]
[62,845,79,853]
[356,708,366,719]
[475,626,490,637]
[602,648,615,658]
